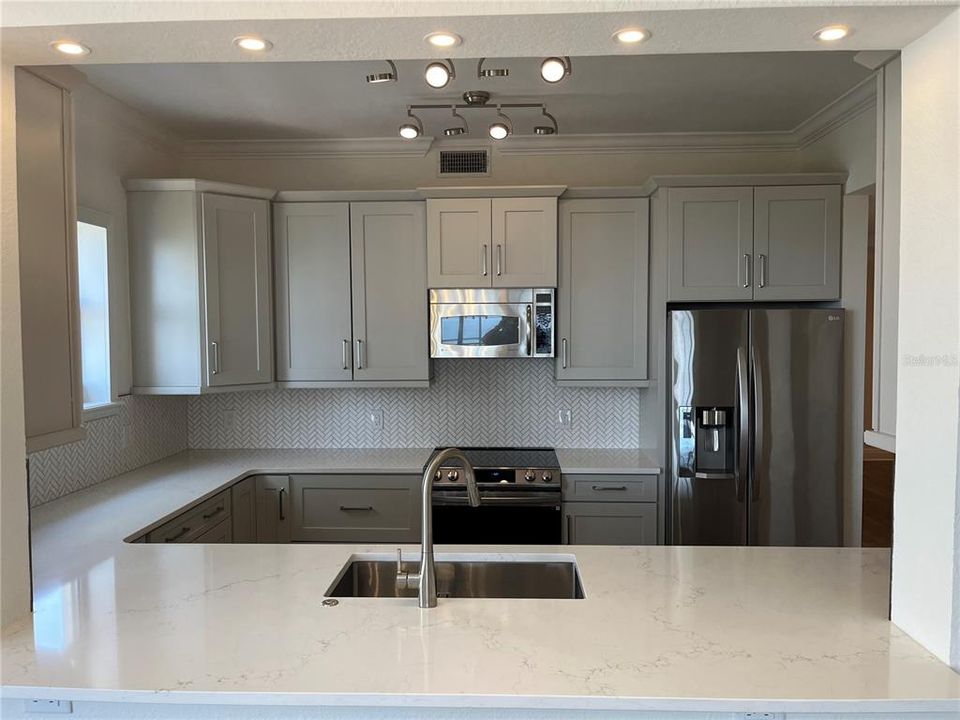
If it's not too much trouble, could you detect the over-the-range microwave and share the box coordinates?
[429,288,555,359]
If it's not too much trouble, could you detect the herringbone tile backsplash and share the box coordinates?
[28,396,188,507]
[188,360,641,450]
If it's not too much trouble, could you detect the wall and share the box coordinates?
[188,360,640,450]
[799,91,877,193]
[0,60,32,627]
[890,8,960,668]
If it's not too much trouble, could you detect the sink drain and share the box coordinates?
[321,598,339,607]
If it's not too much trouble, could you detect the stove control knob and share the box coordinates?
[524,470,536,482]
[541,471,554,483]
[434,470,442,481]
[446,470,459,482]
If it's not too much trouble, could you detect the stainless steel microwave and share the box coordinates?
[429,288,555,358]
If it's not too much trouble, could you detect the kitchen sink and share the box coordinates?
[325,555,585,599]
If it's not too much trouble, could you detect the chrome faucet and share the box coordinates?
[397,448,480,608]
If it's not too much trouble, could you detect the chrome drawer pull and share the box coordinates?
[165,526,191,543]
[202,506,225,520]
[340,505,374,512]
[592,485,627,491]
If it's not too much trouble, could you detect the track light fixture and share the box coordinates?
[534,108,558,135]
[477,58,509,78]
[398,108,424,139]
[444,106,469,136]
[365,60,398,84]
[488,106,513,140]
[424,59,455,89]
[540,56,571,83]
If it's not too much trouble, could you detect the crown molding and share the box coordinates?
[793,75,878,150]
[497,130,798,155]
[180,137,434,160]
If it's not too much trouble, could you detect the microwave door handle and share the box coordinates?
[526,304,533,356]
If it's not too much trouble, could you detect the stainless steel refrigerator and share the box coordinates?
[667,307,844,546]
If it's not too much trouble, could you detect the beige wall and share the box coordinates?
[890,8,960,668]
[0,60,31,627]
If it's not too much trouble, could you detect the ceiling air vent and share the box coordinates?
[438,149,489,177]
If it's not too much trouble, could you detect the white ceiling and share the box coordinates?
[80,53,874,140]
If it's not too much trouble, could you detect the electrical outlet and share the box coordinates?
[557,408,572,427]
[25,699,72,714]
[739,713,784,720]
[368,409,383,430]
[221,408,236,433]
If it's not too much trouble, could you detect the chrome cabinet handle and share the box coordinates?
[355,339,364,370]
[496,244,502,276]
[561,338,568,369]
[759,254,768,288]
[339,505,374,512]
[341,339,349,370]
[202,506,225,520]
[743,254,752,288]
[210,341,220,375]
[165,527,191,543]
[592,485,627,491]
[481,244,488,276]
[278,487,286,521]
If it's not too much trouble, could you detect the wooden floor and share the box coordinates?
[861,444,895,548]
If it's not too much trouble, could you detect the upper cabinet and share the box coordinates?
[556,198,649,384]
[274,201,429,386]
[127,179,274,394]
[16,68,85,452]
[427,197,557,288]
[666,183,842,302]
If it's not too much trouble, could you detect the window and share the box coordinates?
[76,210,112,412]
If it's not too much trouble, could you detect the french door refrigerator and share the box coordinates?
[668,307,844,546]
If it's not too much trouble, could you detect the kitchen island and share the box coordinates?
[2,450,958,718]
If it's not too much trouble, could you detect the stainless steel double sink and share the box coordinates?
[326,555,585,600]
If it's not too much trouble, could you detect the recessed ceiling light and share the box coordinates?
[50,41,91,56]
[424,60,455,89]
[233,36,272,52]
[614,28,649,44]
[814,25,850,42]
[540,56,571,84]
[425,32,462,48]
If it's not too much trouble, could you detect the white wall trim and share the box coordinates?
[793,75,879,150]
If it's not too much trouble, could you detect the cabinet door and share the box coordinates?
[254,475,291,543]
[16,69,85,451]
[274,203,352,382]
[426,198,491,287]
[492,197,557,287]
[563,502,657,545]
[557,198,648,381]
[753,185,842,301]
[201,193,273,387]
[231,476,257,543]
[667,187,754,301]
[193,517,233,543]
[350,202,429,381]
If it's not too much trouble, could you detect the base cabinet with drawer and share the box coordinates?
[146,490,232,543]
[561,474,658,545]
[255,475,292,543]
[290,474,421,543]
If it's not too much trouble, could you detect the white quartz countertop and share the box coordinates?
[3,448,959,713]
[556,448,659,474]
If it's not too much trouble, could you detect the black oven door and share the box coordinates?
[432,491,562,544]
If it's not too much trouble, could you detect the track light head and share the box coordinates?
[443,106,469,137]
[366,59,398,84]
[540,56,571,83]
[477,58,509,78]
[534,107,559,135]
[425,59,455,89]
[488,106,512,140]
[399,108,424,139]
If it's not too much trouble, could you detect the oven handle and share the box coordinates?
[432,491,561,507]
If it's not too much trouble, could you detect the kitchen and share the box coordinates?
[1,3,959,719]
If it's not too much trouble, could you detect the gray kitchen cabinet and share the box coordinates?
[562,502,657,545]
[255,475,292,543]
[492,197,557,287]
[562,474,658,503]
[127,179,275,394]
[667,186,754,302]
[273,203,353,383]
[350,202,429,382]
[290,474,421,543]
[556,198,649,383]
[427,198,491,288]
[231,476,257,543]
[753,185,842,301]
[147,490,232,543]
[16,68,85,452]
[426,197,557,288]
[193,517,233,543]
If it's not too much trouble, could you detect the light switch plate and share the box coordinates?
[25,699,72,714]
[557,408,572,427]
[368,409,383,430]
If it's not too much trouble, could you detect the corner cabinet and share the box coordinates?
[127,179,275,394]
[556,198,649,384]
[426,197,557,288]
[273,201,429,386]
[666,184,842,302]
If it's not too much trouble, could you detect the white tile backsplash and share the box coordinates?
[188,360,641,450]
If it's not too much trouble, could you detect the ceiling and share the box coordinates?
[80,52,874,141]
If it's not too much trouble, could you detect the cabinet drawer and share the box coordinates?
[192,516,233,543]
[563,502,657,545]
[291,475,420,543]
[563,474,657,503]
[147,490,231,543]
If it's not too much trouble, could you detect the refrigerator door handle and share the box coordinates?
[736,346,749,503]
[751,343,763,502]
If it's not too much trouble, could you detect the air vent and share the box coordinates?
[438,149,489,176]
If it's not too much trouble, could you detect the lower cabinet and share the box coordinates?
[290,474,421,543]
[147,490,232,543]
[193,517,233,543]
[255,475,292,543]
[231,476,257,543]
[561,474,658,545]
